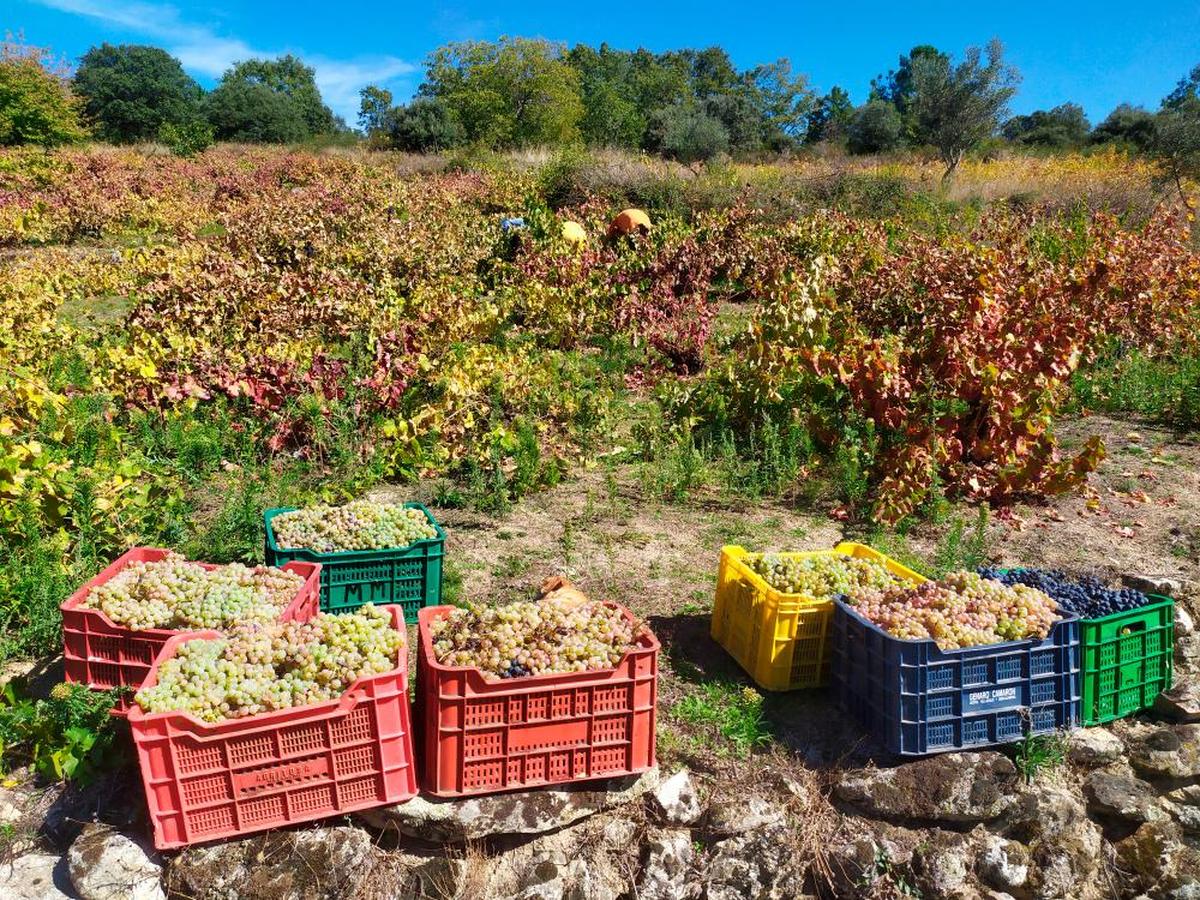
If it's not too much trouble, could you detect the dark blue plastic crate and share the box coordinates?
[831,599,1081,756]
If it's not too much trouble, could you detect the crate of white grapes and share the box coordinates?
[711,543,927,691]
[265,500,445,621]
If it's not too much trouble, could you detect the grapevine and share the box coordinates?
[847,571,1060,649]
[272,500,437,553]
[134,605,401,722]
[82,553,304,631]
[430,600,640,678]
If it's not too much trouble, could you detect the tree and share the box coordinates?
[567,44,646,148]
[1164,63,1200,110]
[805,86,853,144]
[388,98,464,152]
[1090,104,1156,150]
[0,35,86,146]
[847,100,903,154]
[209,55,334,140]
[358,84,392,138]
[421,37,583,147]
[745,59,813,150]
[1154,96,1200,203]
[205,78,308,143]
[871,45,948,111]
[72,44,202,143]
[909,39,1019,180]
[1002,103,1089,148]
[652,103,728,164]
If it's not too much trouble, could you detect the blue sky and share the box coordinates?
[10,0,1200,126]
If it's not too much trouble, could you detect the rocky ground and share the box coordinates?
[2,413,1199,899]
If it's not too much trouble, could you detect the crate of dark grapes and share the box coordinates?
[129,604,418,849]
[61,547,321,715]
[416,585,659,796]
[980,568,1174,726]
[264,499,445,622]
[832,572,1081,755]
[711,543,927,691]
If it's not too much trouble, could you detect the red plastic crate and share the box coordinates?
[61,548,321,715]
[128,605,418,850]
[417,604,659,797]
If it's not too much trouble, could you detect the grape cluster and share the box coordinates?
[82,554,304,631]
[430,600,639,678]
[747,553,905,598]
[135,605,401,722]
[272,500,436,553]
[979,567,1151,619]
[848,571,1060,650]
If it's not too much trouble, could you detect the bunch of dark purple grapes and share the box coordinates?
[978,567,1152,619]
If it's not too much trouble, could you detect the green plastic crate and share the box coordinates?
[263,502,445,622]
[1080,595,1174,726]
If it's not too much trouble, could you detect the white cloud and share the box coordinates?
[34,0,416,122]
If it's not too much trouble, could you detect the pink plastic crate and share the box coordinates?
[61,548,321,715]
[128,605,417,849]
[417,603,659,797]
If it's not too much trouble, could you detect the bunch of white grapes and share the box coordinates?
[83,553,304,631]
[272,500,436,553]
[848,571,1059,649]
[748,553,905,597]
[430,600,639,678]
[135,605,402,722]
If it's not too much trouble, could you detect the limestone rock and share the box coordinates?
[640,828,693,900]
[358,770,658,842]
[67,824,163,900]
[1177,606,1195,637]
[703,820,807,900]
[1123,574,1182,598]
[1130,726,1200,779]
[1084,771,1165,824]
[1155,683,1200,724]
[705,794,784,836]
[1006,786,1103,898]
[1166,785,1200,833]
[652,770,703,826]
[1068,728,1124,767]
[518,853,569,900]
[910,832,970,899]
[976,834,1029,892]
[167,826,377,899]
[0,853,72,899]
[835,753,1018,825]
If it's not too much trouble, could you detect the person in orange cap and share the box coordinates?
[607,208,651,239]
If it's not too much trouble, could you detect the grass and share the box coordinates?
[1074,348,1200,431]
[670,681,772,758]
[1011,727,1070,784]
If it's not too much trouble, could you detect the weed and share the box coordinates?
[1011,725,1069,784]
[670,683,772,757]
[0,681,126,785]
[931,507,991,577]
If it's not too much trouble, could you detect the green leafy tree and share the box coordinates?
[208,55,334,140]
[1002,103,1090,148]
[1164,63,1200,110]
[422,37,583,147]
[157,119,213,156]
[72,44,202,143]
[847,99,903,154]
[358,84,393,138]
[1090,104,1156,150]
[652,103,729,164]
[568,44,646,148]
[0,35,86,146]
[1154,96,1200,203]
[747,58,813,148]
[205,78,308,143]
[388,97,464,152]
[910,39,1019,180]
[805,86,853,144]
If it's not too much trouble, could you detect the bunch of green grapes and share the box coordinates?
[747,553,904,598]
[272,499,436,553]
[83,553,304,630]
[135,605,402,722]
[848,571,1059,649]
[430,600,639,678]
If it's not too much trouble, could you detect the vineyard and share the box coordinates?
[3,144,1200,896]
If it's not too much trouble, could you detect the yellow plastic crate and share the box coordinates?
[711,542,927,691]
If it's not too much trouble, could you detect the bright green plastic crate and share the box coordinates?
[1080,595,1174,726]
[263,502,445,622]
